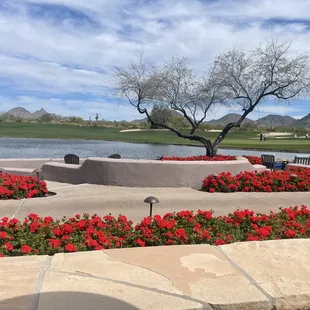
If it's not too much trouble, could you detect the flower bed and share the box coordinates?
[1,206,310,257]
[201,168,310,193]
[160,155,237,161]
[160,154,263,164]
[243,155,262,165]
[0,173,48,199]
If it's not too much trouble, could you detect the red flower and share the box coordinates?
[0,204,310,257]
[48,239,61,249]
[285,230,297,238]
[44,216,54,223]
[21,245,32,254]
[198,210,213,219]
[0,231,8,239]
[4,242,13,251]
[256,226,273,238]
[30,222,40,232]
[86,238,99,248]
[9,218,18,226]
[142,217,152,226]
[200,230,211,240]
[161,155,236,161]
[175,228,187,241]
[193,223,201,233]
[65,243,77,252]
[215,239,226,245]
[243,155,263,165]
[202,168,310,193]
[52,228,62,236]
[135,238,146,247]
[246,234,260,241]
[0,173,48,200]
[28,213,39,221]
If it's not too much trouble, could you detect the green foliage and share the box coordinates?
[149,105,174,128]
[40,113,53,123]
[65,116,85,124]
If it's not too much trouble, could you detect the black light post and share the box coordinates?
[144,196,159,217]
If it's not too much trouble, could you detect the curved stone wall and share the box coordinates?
[41,157,266,189]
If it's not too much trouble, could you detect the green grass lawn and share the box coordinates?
[0,122,309,153]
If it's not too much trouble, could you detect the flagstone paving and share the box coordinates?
[1,240,310,309]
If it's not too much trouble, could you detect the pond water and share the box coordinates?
[0,137,308,161]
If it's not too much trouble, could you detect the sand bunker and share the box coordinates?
[119,129,169,133]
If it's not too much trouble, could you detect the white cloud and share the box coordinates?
[0,0,310,120]
[0,55,110,94]
[0,95,139,121]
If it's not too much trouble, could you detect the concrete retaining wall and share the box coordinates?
[285,163,310,170]
[41,157,266,189]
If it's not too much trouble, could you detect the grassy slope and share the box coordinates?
[0,122,309,152]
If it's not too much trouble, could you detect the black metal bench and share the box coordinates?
[64,154,80,164]
[293,156,310,165]
[108,154,121,159]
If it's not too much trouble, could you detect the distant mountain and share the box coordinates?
[294,113,310,128]
[256,114,296,127]
[32,108,48,119]
[207,113,255,126]
[4,107,50,119]
[5,107,33,119]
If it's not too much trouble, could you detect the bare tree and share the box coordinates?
[114,42,310,156]
[211,41,310,153]
[114,54,223,155]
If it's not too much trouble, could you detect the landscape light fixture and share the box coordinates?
[33,168,42,182]
[144,196,159,217]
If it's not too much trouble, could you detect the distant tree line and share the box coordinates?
[0,110,309,135]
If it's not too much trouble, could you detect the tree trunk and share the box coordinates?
[190,127,196,135]
[209,145,218,157]
[141,111,218,156]
[192,136,217,157]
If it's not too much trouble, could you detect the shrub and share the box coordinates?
[201,168,310,193]
[160,155,263,165]
[0,173,48,199]
[243,155,262,165]
[1,206,310,257]
[161,155,236,161]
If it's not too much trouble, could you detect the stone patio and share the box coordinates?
[1,240,310,310]
[1,180,310,309]
[1,182,310,223]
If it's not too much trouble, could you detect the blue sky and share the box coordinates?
[0,0,309,121]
